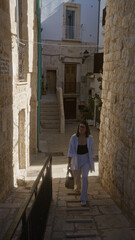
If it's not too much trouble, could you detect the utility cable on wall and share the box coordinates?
[12,35,97,48]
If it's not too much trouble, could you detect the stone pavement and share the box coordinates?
[40,122,135,240]
[44,177,135,240]
[0,182,34,240]
[0,122,135,239]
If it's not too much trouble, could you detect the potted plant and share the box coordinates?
[78,97,95,125]
[78,105,89,120]
[86,72,95,79]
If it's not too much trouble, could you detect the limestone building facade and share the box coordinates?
[99,0,135,219]
[41,0,100,121]
[0,0,39,201]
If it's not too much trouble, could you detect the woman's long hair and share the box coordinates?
[76,120,90,137]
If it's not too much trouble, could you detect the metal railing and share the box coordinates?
[3,155,52,240]
[63,25,80,41]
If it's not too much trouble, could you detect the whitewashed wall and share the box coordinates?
[98,0,106,52]
[41,0,99,43]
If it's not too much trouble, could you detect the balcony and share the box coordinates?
[63,25,80,41]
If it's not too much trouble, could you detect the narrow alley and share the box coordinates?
[1,122,135,239]
[1,0,135,239]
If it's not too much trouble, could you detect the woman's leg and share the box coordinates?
[72,170,81,192]
[80,162,89,203]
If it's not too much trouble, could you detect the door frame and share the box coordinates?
[64,63,77,94]
[44,67,58,94]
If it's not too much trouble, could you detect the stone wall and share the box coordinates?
[11,0,38,185]
[0,1,13,201]
[0,0,38,201]
[99,0,135,219]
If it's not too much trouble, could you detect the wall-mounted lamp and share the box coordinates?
[82,50,89,63]
[83,50,89,57]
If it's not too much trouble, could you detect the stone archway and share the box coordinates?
[99,0,135,220]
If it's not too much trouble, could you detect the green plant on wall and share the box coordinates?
[79,96,95,120]
[97,76,102,90]
[95,93,102,109]
[79,75,103,121]
[87,96,95,120]
[95,76,103,124]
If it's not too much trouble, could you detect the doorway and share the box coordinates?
[64,64,76,93]
[46,70,56,94]
[64,98,76,119]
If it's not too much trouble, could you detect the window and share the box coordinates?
[18,0,23,40]
[66,9,76,39]
[63,3,80,41]
[17,0,26,81]
[94,53,103,73]
[102,7,106,27]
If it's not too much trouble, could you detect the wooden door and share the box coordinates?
[64,98,76,119]
[47,70,56,94]
[64,64,76,93]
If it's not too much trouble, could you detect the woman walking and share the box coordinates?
[67,120,95,206]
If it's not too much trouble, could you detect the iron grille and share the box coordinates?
[64,25,80,41]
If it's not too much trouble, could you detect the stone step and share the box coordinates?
[41,102,58,106]
[66,219,93,223]
[40,128,59,132]
[40,122,59,129]
[40,115,59,120]
[40,107,59,113]
[66,233,97,238]
[40,111,59,116]
[40,100,57,104]
[67,207,89,212]
[40,110,59,116]
[40,106,59,110]
[40,119,59,124]
[40,97,60,131]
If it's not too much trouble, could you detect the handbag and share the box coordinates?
[65,168,74,189]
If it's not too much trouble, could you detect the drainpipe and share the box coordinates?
[16,0,19,40]
[97,0,101,52]
[36,0,42,151]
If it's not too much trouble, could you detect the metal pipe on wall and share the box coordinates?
[36,0,42,151]
[97,0,101,53]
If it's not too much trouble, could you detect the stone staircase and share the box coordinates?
[40,95,60,132]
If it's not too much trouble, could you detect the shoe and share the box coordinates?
[81,201,87,207]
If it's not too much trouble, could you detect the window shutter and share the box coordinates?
[94,53,103,73]
[102,7,106,26]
